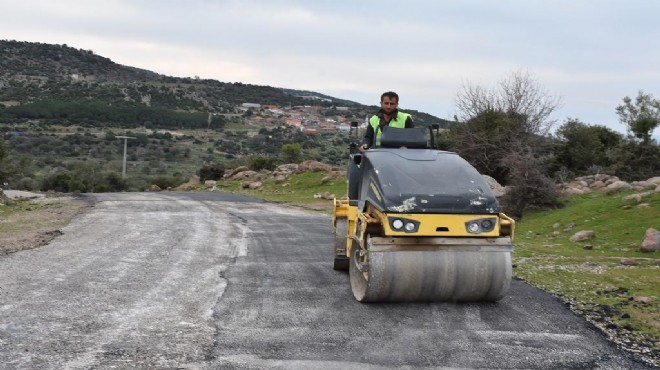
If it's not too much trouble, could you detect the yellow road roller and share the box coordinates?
[332,125,515,302]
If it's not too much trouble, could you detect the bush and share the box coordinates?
[198,163,225,181]
[499,150,564,218]
[249,155,276,171]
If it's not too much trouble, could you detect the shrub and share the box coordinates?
[249,155,276,171]
[199,163,226,181]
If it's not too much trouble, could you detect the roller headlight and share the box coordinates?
[467,221,481,233]
[465,218,497,234]
[388,217,419,233]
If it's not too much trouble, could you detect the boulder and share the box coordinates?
[603,181,632,194]
[631,181,656,190]
[633,296,653,304]
[276,164,299,173]
[604,176,621,186]
[569,230,596,242]
[274,175,287,183]
[656,184,660,193]
[622,191,653,203]
[647,176,660,185]
[226,166,250,178]
[204,180,217,188]
[590,180,606,189]
[482,175,506,197]
[231,170,258,180]
[148,184,162,192]
[640,228,660,252]
[563,187,586,195]
[248,181,263,190]
[297,160,332,173]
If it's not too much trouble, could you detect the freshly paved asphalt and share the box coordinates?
[0,192,651,369]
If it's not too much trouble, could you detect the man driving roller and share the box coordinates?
[359,91,414,153]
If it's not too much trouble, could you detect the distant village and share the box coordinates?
[232,95,367,135]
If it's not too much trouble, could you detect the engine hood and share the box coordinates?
[359,149,501,214]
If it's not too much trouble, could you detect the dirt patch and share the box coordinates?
[0,195,93,254]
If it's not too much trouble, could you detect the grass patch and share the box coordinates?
[513,190,659,351]
[219,171,347,211]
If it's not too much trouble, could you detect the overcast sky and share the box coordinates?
[1,0,659,136]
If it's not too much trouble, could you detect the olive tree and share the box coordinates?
[615,90,660,143]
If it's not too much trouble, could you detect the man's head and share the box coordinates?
[380,91,399,115]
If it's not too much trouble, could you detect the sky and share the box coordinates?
[1,0,659,137]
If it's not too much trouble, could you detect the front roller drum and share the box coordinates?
[350,243,512,302]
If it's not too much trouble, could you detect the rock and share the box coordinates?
[241,181,251,189]
[313,193,322,199]
[175,175,200,190]
[590,180,606,189]
[551,231,561,237]
[647,176,660,185]
[623,192,653,203]
[248,181,263,190]
[631,181,656,190]
[640,228,660,252]
[594,174,610,182]
[569,230,596,242]
[656,184,660,193]
[603,181,632,194]
[583,244,593,250]
[320,175,334,184]
[552,223,561,229]
[481,176,504,197]
[274,175,287,183]
[148,184,162,192]
[637,203,650,208]
[226,166,249,178]
[321,192,335,200]
[604,176,621,186]
[564,223,576,231]
[633,296,653,304]
[297,160,332,173]
[276,164,299,173]
[204,180,217,188]
[231,170,258,180]
[620,259,638,266]
[622,205,632,210]
[563,187,586,195]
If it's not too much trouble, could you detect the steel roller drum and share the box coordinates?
[350,237,512,302]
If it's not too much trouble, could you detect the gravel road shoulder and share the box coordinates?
[0,193,92,254]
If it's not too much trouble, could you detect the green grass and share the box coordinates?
[220,171,347,208]
[513,190,659,346]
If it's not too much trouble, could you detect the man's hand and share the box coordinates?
[359,143,369,153]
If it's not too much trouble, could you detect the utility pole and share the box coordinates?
[116,136,136,177]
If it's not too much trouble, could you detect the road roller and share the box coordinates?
[332,124,515,302]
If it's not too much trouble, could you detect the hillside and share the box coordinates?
[0,40,450,128]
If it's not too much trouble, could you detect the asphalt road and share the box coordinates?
[0,192,651,369]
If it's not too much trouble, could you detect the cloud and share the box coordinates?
[1,0,659,135]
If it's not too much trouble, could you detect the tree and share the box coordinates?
[451,70,563,215]
[615,90,660,143]
[553,119,622,174]
[281,143,302,164]
[446,109,523,184]
[455,70,561,136]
